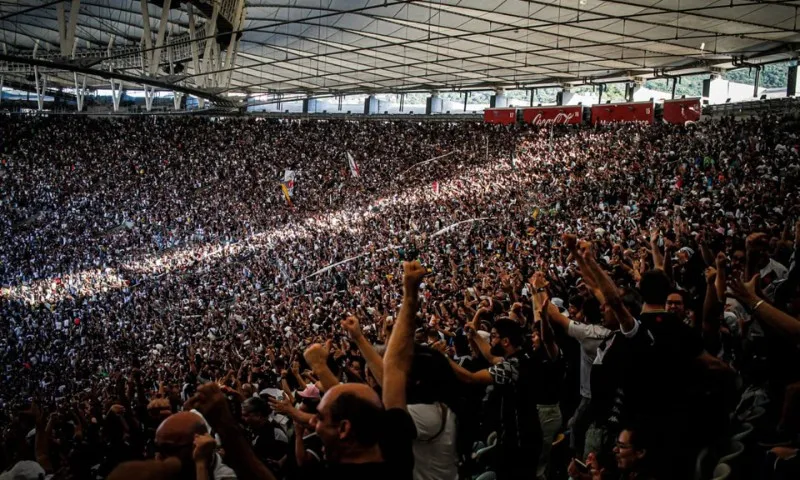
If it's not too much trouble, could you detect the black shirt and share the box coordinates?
[591,312,704,430]
[534,347,564,406]
[324,408,416,480]
[488,350,543,454]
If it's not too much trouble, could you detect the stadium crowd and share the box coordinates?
[1,113,799,480]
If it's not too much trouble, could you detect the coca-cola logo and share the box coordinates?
[530,111,577,125]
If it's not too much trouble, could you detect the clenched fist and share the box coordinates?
[303,343,330,368]
[341,316,363,339]
[403,260,427,292]
[184,383,234,428]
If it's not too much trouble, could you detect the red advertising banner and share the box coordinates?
[591,102,654,125]
[662,98,701,124]
[483,108,517,125]
[521,106,583,126]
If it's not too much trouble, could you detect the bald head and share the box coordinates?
[321,383,382,410]
[156,411,207,446]
[316,383,385,451]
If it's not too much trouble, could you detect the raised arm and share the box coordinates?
[539,298,560,360]
[468,307,503,365]
[341,315,385,386]
[290,361,308,391]
[731,274,800,345]
[268,396,315,428]
[303,344,340,393]
[567,235,636,332]
[448,358,494,385]
[649,227,666,271]
[702,267,722,333]
[383,261,426,411]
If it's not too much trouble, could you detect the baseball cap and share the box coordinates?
[297,384,321,400]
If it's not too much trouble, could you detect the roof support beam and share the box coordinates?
[0,0,62,22]
[222,0,246,89]
[73,71,87,111]
[148,0,172,76]
[0,51,233,105]
[57,0,82,57]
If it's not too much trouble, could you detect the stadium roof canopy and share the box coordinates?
[1,0,799,106]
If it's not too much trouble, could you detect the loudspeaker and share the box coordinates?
[788,65,797,97]
[702,79,711,98]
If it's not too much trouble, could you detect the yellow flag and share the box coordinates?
[281,184,293,207]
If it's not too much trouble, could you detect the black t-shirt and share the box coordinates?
[591,312,704,430]
[324,408,416,480]
[533,347,564,406]
[488,350,543,455]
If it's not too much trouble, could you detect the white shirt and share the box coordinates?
[212,453,238,479]
[408,403,459,480]
[567,321,612,399]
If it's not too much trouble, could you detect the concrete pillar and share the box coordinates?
[302,97,319,113]
[490,88,506,108]
[363,95,378,115]
[788,65,798,97]
[426,92,443,114]
[556,88,575,106]
[631,81,646,102]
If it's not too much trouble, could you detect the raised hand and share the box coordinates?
[704,267,717,285]
[403,260,427,292]
[303,343,330,368]
[192,433,216,464]
[184,383,233,427]
[730,273,761,307]
[340,315,363,339]
[267,395,294,416]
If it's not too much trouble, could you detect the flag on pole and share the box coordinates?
[432,181,440,195]
[346,152,360,178]
[281,169,296,206]
[283,169,296,196]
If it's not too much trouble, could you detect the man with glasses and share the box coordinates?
[448,318,543,479]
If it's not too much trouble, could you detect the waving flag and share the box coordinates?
[281,169,296,206]
[346,152,360,178]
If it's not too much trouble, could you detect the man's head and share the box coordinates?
[639,270,671,307]
[490,318,524,357]
[568,296,584,321]
[241,397,271,429]
[613,428,648,472]
[312,383,384,462]
[666,290,687,318]
[154,411,209,477]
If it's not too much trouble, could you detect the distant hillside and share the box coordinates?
[388,62,794,107]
